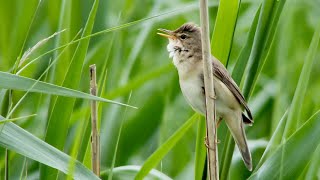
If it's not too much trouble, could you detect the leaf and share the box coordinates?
[0,114,36,124]
[40,0,100,178]
[231,6,261,84]
[211,0,240,65]
[220,0,286,178]
[248,109,320,179]
[0,71,133,107]
[106,63,174,99]
[243,0,286,99]
[0,116,99,180]
[194,118,207,180]
[254,110,288,170]
[219,5,261,180]
[135,114,199,180]
[305,144,320,179]
[284,23,320,138]
[101,165,172,180]
[108,92,132,180]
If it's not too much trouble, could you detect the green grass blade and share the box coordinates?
[106,63,174,99]
[284,23,320,139]
[14,0,41,72]
[120,0,162,85]
[0,71,133,107]
[75,17,120,164]
[108,92,132,180]
[220,0,286,178]
[219,5,261,180]
[51,0,73,85]
[194,117,207,180]
[232,6,261,84]
[200,1,240,178]
[0,117,99,180]
[243,0,286,99]
[0,114,36,124]
[135,114,199,180]
[40,0,99,178]
[305,144,320,180]
[211,0,240,65]
[254,110,288,171]
[101,165,172,180]
[248,109,320,179]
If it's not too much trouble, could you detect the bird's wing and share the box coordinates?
[211,56,253,122]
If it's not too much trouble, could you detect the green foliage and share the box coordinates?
[0,72,131,106]
[135,114,199,179]
[40,0,100,178]
[249,110,320,179]
[0,0,320,179]
[211,0,240,65]
[0,116,99,180]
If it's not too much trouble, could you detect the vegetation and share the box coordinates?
[0,0,319,179]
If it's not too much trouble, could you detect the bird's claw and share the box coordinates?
[204,136,220,150]
[209,95,216,100]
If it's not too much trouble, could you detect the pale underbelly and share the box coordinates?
[179,76,240,117]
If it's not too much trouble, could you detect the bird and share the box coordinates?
[157,22,253,171]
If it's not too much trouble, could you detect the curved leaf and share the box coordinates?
[135,114,199,180]
[0,116,99,180]
[249,110,320,179]
[0,71,134,108]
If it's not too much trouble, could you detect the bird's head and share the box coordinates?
[157,23,202,62]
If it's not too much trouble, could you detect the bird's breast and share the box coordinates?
[179,72,242,117]
[179,75,206,114]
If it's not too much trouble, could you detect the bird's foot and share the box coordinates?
[209,95,216,100]
[204,136,220,150]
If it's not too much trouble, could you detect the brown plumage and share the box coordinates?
[158,22,254,171]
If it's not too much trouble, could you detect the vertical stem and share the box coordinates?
[90,64,100,176]
[199,0,219,180]
[5,149,9,180]
[5,90,13,180]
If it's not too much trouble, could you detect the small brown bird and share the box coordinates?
[157,23,253,171]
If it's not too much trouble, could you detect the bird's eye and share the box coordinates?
[180,34,187,39]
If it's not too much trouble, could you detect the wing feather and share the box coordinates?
[211,57,253,123]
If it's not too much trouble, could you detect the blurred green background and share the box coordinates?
[0,0,320,179]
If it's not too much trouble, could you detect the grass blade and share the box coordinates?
[211,0,240,65]
[231,6,261,84]
[0,71,134,108]
[0,116,99,180]
[219,4,261,180]
[194,118,207,180]
[243,0,286,99]
[248,109,320,179]
[40,0,100,178]
[135,114,199,180]
[0,114,36,124]
[220,0,286,177]
[254,110,288,170]
[108,92,132,180]
[106,63,174,99]
[283,23,320,138]
[101,165,172,180]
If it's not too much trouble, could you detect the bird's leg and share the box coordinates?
[204,136,220,150]
[209,95,216,100]
[204,117,223,149]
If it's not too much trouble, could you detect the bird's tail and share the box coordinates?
[224,113,252,171]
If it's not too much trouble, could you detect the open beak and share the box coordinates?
[157,28,176,39]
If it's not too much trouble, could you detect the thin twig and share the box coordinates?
[199,0,219,180]
[90,64,100,176]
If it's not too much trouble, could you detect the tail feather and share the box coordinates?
[242,113,253,125]
[225,113,252,171]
